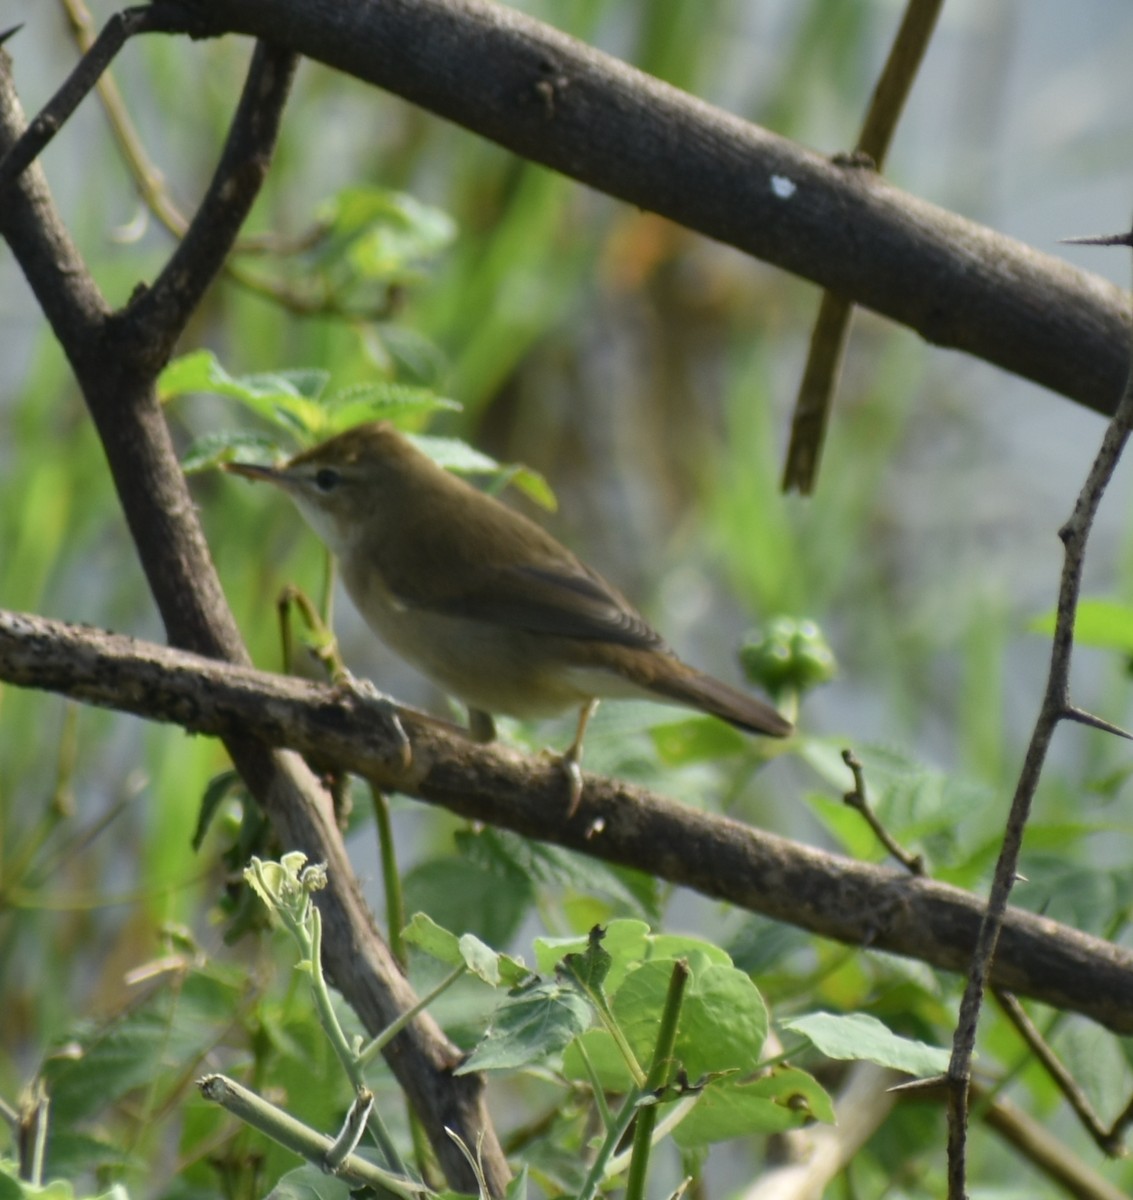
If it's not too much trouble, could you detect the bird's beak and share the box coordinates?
[223,461,288,485]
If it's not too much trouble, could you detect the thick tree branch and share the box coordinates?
[177,0,1131,417]
[0,51,508,1196]
[3,606,1132,1039]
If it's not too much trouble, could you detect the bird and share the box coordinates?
[225,421,792,811]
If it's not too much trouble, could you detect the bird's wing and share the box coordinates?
[403,558,667,650]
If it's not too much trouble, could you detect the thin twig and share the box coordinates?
[994,989,1122,1157]
[0,3,199,193]
[947,232,1133,1199]
[841,749,925,875]
[128,40,300,359]
[781,0,945,494]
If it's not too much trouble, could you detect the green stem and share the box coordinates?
[575,1085,643,1200]
[372,785,406,966]
[198,1074,425,1198]
[358,965,466,1066]
[624,959,690,1200]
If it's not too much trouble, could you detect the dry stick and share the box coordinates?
[845,750,1126,1187]
[60,0,390,316]
[993,990,1122,1158]
[0,48,509,1196]
[841,748,925,875]
[946,235,1133,1200]
[57,0,398,317]
[0,2,198,192]
[186,0,1132,419]
[780,0,945,493]
[6,608,1133,1037]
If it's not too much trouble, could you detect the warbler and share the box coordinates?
[226,422,791,809]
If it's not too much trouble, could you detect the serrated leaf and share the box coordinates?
[535,919,651,986]
[782,1011,949,1077]
[561,927,612,993]
[158,351,329,439]
[323,381,461,431]
[181,431,283,475]
[456,982,591,1074]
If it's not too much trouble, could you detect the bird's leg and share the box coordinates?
[561,699,599,817]
[468,709,497,744]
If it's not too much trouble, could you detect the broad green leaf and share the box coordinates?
[265,1164,354,1199]
[562,1028,634,1092]
[782,1011,949,1077]
[678,964,768,1078]
[401,912,528,986]
[672,1067,834,1146]
[456,982,591,1074]
[649,715,748,765]
[403,856,533,948]
[457,828,658,918]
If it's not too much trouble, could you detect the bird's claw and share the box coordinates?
[332,669,412,773]
[561,753,584,818]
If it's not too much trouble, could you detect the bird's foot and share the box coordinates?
[561,751,584,818]
[332,669,412,773]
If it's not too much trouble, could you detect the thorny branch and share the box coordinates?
[946,232,1133,1199]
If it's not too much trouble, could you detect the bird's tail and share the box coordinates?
[621,650,793,738]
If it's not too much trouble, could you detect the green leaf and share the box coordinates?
[315,186,457,285]
[265,1164,355,1199]
[561,926,613,993]
[677,965,768,1078]
[535,919,651,988]
[456,827,657,918]
[323,381,461,431]
[649,715,749,765]
[1029,597,1133,653]
[402,856,533,948]
[562,1028,634,1092]
[456,982,591,1074]
[409,435,557,511]
[158,350,330,440]
[181,430,282,475]
[672,1067,834,1146]
[400,912,530,987]
[781,1011,950,1077]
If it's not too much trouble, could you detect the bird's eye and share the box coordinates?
[314,467,340,492]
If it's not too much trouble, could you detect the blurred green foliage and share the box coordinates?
[3,2,1133,1197]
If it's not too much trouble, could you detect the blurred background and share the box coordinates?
[4,1,1133,1195]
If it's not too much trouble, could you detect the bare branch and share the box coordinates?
[3,606,1133,1039]
[946,272,1133,1196]
[782,0,944,493]
[0,53,509,1195]
[0,4,200,193]
[195,0,1129,417]
[129,40,299,361]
